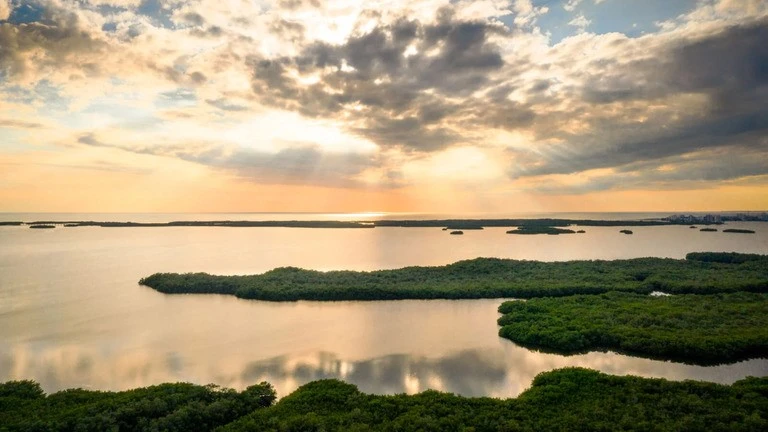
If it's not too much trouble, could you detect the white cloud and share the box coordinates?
[0,0,11,21]
[1,0,767,195]
[564,0,582,12]
[567,14,591,32]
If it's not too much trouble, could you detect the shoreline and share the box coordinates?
[1,217,748,229]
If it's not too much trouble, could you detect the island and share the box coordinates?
[28,225,55,229]
[444,226,483,230]
[506,227,576,235]
[3,369,766,431]
[449,230,464,235]
[497,291,768,364]
[620,229,633,234]
[139,252,768,302]
[0,221,23,226]
[700,228,718,232]
[723,228,756,234]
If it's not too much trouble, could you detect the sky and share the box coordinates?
[0,0,767,213]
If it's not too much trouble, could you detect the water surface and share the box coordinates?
[1,217,766,397]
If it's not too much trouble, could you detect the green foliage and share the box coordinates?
[506,227,576,235]
[498,292,768,364]
[220,368,768,431]
[0,381,276,432]
[686,252,767,264]
[374,218,672,228]
[29,218,675,229]
[4,370,767,431]
[723,229,757,234]
[140,253,768,301]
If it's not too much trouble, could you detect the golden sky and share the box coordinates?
[1,0,767,212]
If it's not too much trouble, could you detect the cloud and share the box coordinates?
[0,5,107,82]
[2,0,767,198]
[503,16,768,193]
[0,0,11,21]
[0,119,44,129]
[526,147,768,195]
[75,132,381,187]
[564,0,583,12]
[246,10,530,152]
[567,14,590,32]
[205,98,249,112]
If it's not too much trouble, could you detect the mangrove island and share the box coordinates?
[139,252,768,302]
[497,291,768,364]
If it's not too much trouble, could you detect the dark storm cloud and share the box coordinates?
[512,18,768,187]
[247,10,531,152]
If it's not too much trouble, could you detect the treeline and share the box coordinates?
[222,368,768,431]
[17,218,679,230]
[498,291,768,364]
[42,221,374,228]
[3,369,766,431]
[686,252,768,264]
[140,253,768,301]
[0,380,275,432]
[374,218,672,228]
[506,226,576,235]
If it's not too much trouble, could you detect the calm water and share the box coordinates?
[1,214,767,397]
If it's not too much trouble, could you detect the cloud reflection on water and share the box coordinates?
[2,344,766,398]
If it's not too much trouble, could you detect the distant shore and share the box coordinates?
[3,217,758,229]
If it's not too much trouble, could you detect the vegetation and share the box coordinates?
[373,218,673,228]
[620,229,633,234]
[724,229,756,234]
[701,228,718,232]
[498,291,768,364]
[0,222,22,226]
[139,253,768,301]
[39,221,374,228]
[686,252,768,264]
[224,368,768,431]
[576,230,586,233]
[0,380,276,432]
[3,369,766,431]
[28,225,55,229]
[449,231,464,235]
[506,226,576,235]
[17,217,683,230]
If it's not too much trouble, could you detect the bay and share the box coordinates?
[1,213,766,397]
